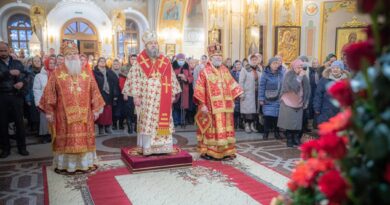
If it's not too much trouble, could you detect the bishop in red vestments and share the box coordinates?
[194,42,243,160]
[39,42,105,174]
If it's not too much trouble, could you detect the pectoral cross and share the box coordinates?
[80,71,89,80]
[58,72,69,80]
[162,76,171,94]
[70,77,82,93]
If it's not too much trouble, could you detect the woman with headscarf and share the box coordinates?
[258,57,284,140]
[239,54,262,133]
[33,57,56,143]
[93,57,120,135]
[277,59,311,147]
[313,60,349,126]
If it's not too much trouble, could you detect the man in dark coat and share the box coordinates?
[0,41,29,158]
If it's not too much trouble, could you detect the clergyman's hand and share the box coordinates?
[134,97,141,107]
[94,112,100,121]
[46,114,54,123]
[124,95,128,101]
[201,105,208,117]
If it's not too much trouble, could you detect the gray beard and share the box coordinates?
[146,48,159,58]
[65,58,82,75]
[212,59,222,68]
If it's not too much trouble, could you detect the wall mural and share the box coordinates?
[158,0,188,54]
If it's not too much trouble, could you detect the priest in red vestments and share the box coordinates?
[194,42,243,160]
[39,42,105,174]
[122,30,181,155]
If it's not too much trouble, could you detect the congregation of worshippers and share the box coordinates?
[0,40,349,158]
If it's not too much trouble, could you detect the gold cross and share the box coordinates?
[162,76,170,94]
[80,71,89,80]
[58,72,69,80]
[139,55,150,68]
[158,58,167,67]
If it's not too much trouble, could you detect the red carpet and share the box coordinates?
[84,160,279,205]
[87,168,131,205]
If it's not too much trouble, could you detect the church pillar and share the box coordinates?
[148,0,159,31]
[227,0,245,61]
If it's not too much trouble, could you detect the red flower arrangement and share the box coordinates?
[318,108,352,136]
[272,0,390,203]
[384,163,390,183]
[357,0,378,13]
[343,40,376,71]
[317,133,348,159]
[300,140,319,160]
[328,80,353,107]
[318,170,349,203]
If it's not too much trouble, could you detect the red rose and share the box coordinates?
[343,40,376,71]
[357,0,378,13]
[318,170,348,203]
[318,108,352,136]
[384,163,390,183]
[300,140,320,160]
[328,80,353,107]
[287,181,298,192]
[318,133,347,159]
[306,158,335,173]
[319,108,352,135]
[291,162,317,188]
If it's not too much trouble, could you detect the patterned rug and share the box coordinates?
[44,153,289,205]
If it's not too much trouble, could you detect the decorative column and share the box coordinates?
[29,5,45,54]
[111,9,126,58]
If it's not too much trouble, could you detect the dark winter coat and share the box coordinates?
[173,61,193,109]
[0,56,28,95]
[307,67,321,119]
[258,66,284,117]
[313,68,349,125]
[231,69,241,112]
[93,68,120,105]
[119,73,134,118]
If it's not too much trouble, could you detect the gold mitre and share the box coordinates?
[142,30,158,45]
[207,42,223,57]
[61,41,79,56]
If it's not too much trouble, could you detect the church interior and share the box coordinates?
[1,0,387,205]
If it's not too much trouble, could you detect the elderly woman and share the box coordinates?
[313,60,349,126]
[93,57,120,135]
[239,54,262,133]
[277,59,311,147]
[259,57,284,140]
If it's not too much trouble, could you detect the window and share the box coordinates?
[7,14,32,55]
[64,21,95,36]
[117,19,139,60]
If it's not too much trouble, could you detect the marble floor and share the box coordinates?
[0,126,305,205]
